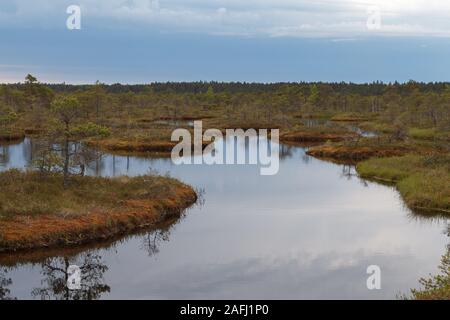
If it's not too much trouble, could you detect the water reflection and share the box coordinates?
[0,268,14,300]
[300,119,331,127]
[141,228,171,257]
[0,137,319,173]
[0,146,9,165]
[31,253,110,300]
[0,137,448,299]
[0,217,188,300]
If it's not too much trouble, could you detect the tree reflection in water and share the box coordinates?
[32,253,110,300]
[0,268,14,300]
[141,229,171,257]
[446,222,450,250]
[279,144,294,160]
[0,146,10,167]
[139,197,206,257]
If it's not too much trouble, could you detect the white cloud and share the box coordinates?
[1,0,450,37]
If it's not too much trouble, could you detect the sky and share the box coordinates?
[1,0,450,84]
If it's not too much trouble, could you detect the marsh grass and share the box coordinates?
[357,155,450,213]
[0,170,197,251]
[359,121,395,134]
[408,128,438,140]
[330,112,370,122]
[0,128,25,142]
[306,138,414,161]
[408,127,450,142]
[281,125,357,143]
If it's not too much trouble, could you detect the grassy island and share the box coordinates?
[0,170,197,252]
[280,127,357,144]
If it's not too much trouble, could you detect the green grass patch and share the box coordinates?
[330,112,369,122]
[359,121,394,134]
[408,128,437,140]
[357,155,450,213]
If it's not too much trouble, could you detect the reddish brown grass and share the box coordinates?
[280,131,357,143]
[306,145,411,161]
[0,174,197,252]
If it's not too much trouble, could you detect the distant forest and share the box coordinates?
[1,76,449,134]
[4,80,450,96]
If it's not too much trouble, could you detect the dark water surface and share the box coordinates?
[0,138,448,299]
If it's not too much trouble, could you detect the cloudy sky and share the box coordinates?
[1,0,450,83]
